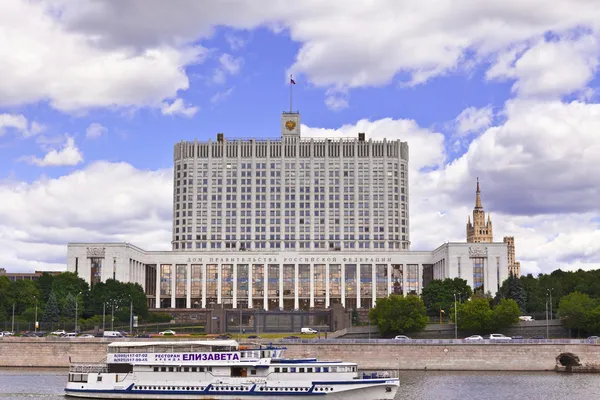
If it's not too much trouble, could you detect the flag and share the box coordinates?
[290,77,296,85]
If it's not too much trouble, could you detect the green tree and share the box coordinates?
[491,298,521,329]
[421,278,472,316]
[457,297,493,332]
[584,304,600,334]
[368,294,428,336]
[41,291,61,330]
[496,273,526,311]
[63,293,77,325]
[558,291,595,335]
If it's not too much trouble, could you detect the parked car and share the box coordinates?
[158,330,176,336]
[64,332,78,338]
[301,327,317,334]
[587,336,599,340]
[50,330,66,336]
[2,331,14,336]
[78,334,95,338]
[488,333,512,340]
[103,331,124,338]
[393,335,410,340]
[216,334,233,340]
[464,335,483,341]
[511,335,524,340]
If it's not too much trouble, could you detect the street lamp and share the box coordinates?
[439,308,445,324]
[548,288,554,321]
[111,301,115,331]
[12,303,15,334]
[129,297,134,336]
[33,296,38,334]
[75,292,82,333]
[102,302,106,332]
[453,293,458,339]
[545,291,549,339]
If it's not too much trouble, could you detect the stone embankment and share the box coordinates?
[0,337,598,371]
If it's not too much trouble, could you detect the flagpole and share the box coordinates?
[289,74,293,112]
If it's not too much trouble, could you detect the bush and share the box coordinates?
[146,312,173,323]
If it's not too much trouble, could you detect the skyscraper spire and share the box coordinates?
[475,177,482,209]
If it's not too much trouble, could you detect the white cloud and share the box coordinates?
[212,53,243,84]
[455,105,494,135]
[210,87,235,104]
[0,113,45,137]
[4,1,600,109]
[160,98,199,117]
[225,33,247,51]
[85,122,107,139]
[0,0,205,112]
[22,137,84,167]
[0,161,173,272]
[487,36,600,98]
[324,94,349,111]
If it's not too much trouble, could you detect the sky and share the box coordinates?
[1,0,600,276]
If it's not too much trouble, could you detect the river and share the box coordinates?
[1,368,599,399]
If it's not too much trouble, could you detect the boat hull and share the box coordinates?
[65,379,399,400]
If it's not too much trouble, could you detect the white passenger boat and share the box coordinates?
[65,340,399,399]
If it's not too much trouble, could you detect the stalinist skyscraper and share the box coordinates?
[466,178,493,243]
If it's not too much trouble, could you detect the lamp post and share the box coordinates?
[34,296,38,334]
[111,301,115,331]
[453,293,458,339]
[545,291,549,339]
[548,288,554,321]
[102,302,106,332]
[75,292,82,333]
[439,308,445,324]
[11,303,15,334]
[129,298,134,336]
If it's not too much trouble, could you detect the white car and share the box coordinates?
[393,335,410,340]
[489,333,512,340]
[464,335,484,341]
[158,330,176,335]
[50,329,66,336]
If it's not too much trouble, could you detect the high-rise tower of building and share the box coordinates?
[466,178,493,243]
[171,111,410,252]
[503,236,521,276]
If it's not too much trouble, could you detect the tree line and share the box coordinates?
[369,268,600,337]
[0,272,169,331]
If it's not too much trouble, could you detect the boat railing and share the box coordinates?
[69,363,108,373]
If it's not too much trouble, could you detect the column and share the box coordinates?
[341,264,345,307]
[372,263,376,306]
[278,264,284,310]
[232,264,237,309]
[356,263,361,309]
[325,263,330,308]
[294,263,299,310]
[248,265,253,309]
[201,264,207,308]
[387,264,392,296]
[417,264,423,295]
[186,263,191,309]
[263,265,268,311]
[309,263,315,309]
[170,265,175,308]
[155,264,160,309]
[402,265,407,296]
[217,264,222,304]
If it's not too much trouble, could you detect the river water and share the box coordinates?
[1,368,599,399]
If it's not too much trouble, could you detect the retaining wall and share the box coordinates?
[0,338,598,371]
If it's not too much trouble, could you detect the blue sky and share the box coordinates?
[1,0,600,273]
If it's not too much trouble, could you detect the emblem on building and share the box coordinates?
[86,247,106,258]
[285,120,296,131]
[468,246,488,258]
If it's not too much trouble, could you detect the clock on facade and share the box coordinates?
[285,120,296,131]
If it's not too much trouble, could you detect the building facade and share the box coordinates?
[503,236,521,276]
[67,241,509,310]
[466,178,493,243]
[172,112,410,252]
[66,111,513,309]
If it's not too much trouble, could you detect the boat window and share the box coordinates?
[153,367,159,372]
[176,367,182,372]
[323,367,329,372]
[316,367,321,372]
[290,367,296,373]
[97,376,102,382]
[191,367,197,372]
[184,367,189,372]
[168,367,174,372]
[282,368,288,372]
[274,367,280,373]
[250,370,257,375]
[161,367,167,372]
[299,368,305,373]
[208,367,212,372]
[199,367,205,372]
[307,368,313,372]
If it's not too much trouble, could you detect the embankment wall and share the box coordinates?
[0,338,598,371]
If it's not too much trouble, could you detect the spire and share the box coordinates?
[475,177,482,209]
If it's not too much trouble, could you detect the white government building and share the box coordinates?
[67,111,510,310]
